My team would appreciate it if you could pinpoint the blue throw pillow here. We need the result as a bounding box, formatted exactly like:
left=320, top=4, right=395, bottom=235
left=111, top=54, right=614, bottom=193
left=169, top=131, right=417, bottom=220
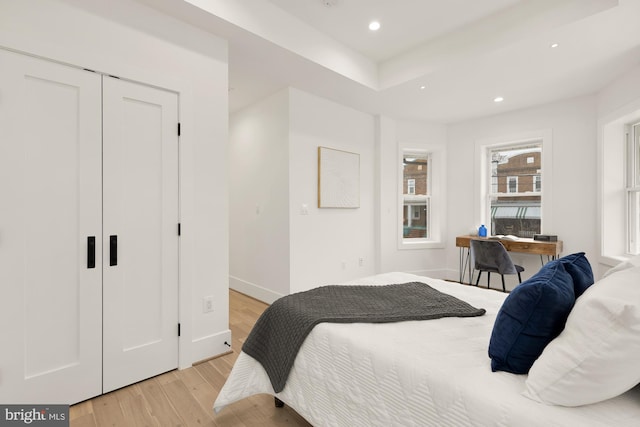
left=557, top=252, right=594, bottom=298
left=488, top=260, right=575, bottom=374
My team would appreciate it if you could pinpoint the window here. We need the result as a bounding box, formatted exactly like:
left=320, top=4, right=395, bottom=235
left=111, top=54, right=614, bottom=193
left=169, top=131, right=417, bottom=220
left=407, top=178, right=416, bottom=195
left=600, top=107, right=640, bottom=261
left=402, top=152, right=430, bottom=240
left=533, top=175, right=541, bottom=192
left=487, top=141, right=542, bottom=238
left=627, top=122, right=640, bottom=254
left=398, top=145, right=445, bottom=249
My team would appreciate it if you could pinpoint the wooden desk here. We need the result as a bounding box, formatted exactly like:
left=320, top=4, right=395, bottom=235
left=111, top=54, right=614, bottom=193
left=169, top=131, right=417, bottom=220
left=456, top=235, right=563, bottom=284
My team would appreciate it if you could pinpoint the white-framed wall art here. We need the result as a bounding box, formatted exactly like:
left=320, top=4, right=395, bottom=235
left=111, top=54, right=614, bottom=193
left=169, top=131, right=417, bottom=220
left=318, top=146, right=360, bottom=208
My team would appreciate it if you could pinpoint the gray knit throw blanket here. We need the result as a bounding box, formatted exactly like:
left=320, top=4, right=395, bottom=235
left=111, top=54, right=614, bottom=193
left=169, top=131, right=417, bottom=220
left=242, top=282, right=486, bottom=392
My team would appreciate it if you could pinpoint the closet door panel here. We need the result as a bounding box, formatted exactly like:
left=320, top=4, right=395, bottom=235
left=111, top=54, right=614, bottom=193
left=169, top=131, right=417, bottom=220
left=102, top=77, right=179, bottom=393
left=0, top=49, right=102, bottom=404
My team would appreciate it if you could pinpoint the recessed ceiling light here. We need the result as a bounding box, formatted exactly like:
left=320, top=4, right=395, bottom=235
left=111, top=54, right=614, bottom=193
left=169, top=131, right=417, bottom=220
left=494, top=96, right=504, bottom=103
left=420, top=85, right=426, bottom=90
left=369, top=21, right=380, bottom=31
left=550, top=43, right=559, bottom=48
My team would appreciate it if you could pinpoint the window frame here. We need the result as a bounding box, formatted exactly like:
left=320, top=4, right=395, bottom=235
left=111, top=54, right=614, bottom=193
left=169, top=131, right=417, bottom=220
left=398, top=145, right=445, bottom=250
left=475, top=130, right=553, bottom=239
left=626, top=122, right=640, bottom=255
left=407, top=178, right=416, bottom=195
left=533, top=175, right=541, bottom=192
left=599, top=99, right=640, bottom=266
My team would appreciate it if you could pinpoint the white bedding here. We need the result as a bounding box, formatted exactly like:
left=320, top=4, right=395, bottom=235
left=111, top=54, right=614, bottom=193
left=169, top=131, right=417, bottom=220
left=214, top=272, right=640, bottom=426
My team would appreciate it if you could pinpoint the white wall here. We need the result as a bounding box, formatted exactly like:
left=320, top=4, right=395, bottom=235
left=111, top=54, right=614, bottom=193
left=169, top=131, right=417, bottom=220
left=447, top=95, right=598, bottom=288
left=377, top=117, right=449, bottom=277
left=0, top=0, right=230, bottom=366
left=229, top=90, right=291, bottom=303
left=597, top=64, right=640, bottom=119
left=289, top=89, right=377, bottom=293
left=229, top=88, right=377, bottom=300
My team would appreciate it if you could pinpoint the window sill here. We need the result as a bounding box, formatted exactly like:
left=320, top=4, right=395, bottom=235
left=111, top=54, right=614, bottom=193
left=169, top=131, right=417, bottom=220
left=599, top=254, right=631, bottom=268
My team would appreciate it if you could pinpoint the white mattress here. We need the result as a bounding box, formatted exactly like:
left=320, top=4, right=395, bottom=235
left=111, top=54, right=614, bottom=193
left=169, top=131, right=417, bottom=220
left=214, top=272, right=640, bottom=426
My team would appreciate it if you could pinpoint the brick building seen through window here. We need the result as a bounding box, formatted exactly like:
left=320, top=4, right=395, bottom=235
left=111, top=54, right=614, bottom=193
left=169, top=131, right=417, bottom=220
left=402, top=155, right=429, bottom=239
left=490, top=148, right=541, bottom=237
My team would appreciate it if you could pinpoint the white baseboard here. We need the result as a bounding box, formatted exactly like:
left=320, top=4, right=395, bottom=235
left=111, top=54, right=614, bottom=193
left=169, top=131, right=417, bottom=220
left=444, top=268, right=465, bottom=282
left=185, top=329, right=232, bottom=368
left=229, top=275, right=285, bottom=304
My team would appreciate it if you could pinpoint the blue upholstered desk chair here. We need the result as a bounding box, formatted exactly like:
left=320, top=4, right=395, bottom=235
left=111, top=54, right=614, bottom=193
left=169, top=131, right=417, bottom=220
left=469, top=239, right=524, bottom=292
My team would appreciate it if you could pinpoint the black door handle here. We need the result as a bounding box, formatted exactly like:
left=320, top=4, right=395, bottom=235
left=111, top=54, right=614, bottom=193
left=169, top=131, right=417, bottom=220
left=87, top=236, right=95, bottom=269
left=110, top=235, right=117, bottom=266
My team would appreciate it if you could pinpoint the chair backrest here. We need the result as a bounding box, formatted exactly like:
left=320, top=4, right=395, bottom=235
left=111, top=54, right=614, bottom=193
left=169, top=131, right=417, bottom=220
left=470, top=239, right=518, bottom=275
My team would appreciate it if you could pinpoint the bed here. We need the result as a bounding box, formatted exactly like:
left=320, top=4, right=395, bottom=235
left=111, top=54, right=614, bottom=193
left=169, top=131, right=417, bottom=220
left=214, top=269, right=640, bottom=426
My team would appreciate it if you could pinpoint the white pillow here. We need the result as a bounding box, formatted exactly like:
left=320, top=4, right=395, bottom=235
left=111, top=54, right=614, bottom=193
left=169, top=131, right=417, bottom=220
left=523, top=265, right=640, bottom=406
left=602, top=254, right=640, bottom=278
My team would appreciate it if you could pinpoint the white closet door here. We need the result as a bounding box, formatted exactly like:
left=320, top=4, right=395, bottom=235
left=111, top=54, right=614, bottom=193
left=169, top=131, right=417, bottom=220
left=102, top=77, right=179, bottom=393
left=0, top=49, right=103, bottom=404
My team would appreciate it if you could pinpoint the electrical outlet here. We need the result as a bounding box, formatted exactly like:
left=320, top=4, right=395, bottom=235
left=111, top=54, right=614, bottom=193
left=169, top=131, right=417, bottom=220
left=359, top=257, right=364, bottom=267
left=203, top=296, right=214, bottom=313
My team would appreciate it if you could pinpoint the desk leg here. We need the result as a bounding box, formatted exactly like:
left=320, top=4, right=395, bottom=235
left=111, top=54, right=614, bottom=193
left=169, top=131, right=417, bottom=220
left=466, top=249, right=472, bottom=285
left=541, top=254, right=557, bottom=265
left=459, top=247, right=471, bottom=284
left=459, top=247, right=464, bottom=283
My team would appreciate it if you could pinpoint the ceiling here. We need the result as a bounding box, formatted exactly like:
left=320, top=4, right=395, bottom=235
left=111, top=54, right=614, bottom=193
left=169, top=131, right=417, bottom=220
left=141, top=0, right=640, bottom=124
left=266, top=0, right=523, bottom=62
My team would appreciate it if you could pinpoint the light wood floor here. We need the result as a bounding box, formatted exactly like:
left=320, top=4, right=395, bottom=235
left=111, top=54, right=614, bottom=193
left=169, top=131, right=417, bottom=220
left=70, top=290, right=312, bottom=427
